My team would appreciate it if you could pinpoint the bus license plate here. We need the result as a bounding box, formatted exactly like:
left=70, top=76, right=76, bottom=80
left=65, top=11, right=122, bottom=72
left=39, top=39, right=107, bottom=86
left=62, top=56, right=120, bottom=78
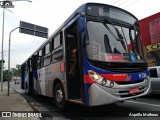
left=129, top=87, right=139, bottom=94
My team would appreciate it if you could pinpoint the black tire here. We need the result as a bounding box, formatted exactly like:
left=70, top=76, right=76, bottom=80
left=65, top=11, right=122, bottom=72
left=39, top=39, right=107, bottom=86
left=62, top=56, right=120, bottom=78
left=54, top=83, right=66, bottom=111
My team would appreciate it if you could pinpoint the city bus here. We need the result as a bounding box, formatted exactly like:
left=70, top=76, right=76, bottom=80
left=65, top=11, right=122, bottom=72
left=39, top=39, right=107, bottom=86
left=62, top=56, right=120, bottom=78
left=21, top=3, right=151, bottom=110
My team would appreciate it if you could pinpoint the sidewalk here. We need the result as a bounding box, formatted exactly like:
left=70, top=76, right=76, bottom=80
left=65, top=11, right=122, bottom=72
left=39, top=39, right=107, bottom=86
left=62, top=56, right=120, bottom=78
left=0, top=83, right=40, bottom=120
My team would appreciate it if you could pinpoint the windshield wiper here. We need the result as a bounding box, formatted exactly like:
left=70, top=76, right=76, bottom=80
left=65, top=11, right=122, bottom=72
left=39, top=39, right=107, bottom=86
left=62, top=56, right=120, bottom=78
left=103, top=17, right=127, bottom=51
left=104, top=17, right=124, bottom=40
left=103, top=22, right=126, bottom=51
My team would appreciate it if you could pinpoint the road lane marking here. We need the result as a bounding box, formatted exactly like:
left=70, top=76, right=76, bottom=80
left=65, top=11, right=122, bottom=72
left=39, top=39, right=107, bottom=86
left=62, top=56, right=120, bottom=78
left=126, top=100, right=160, bottom=108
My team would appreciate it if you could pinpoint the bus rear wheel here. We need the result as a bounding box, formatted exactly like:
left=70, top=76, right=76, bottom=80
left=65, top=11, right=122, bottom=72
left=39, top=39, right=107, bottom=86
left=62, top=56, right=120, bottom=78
left=54, top=83, right=66, bottom=111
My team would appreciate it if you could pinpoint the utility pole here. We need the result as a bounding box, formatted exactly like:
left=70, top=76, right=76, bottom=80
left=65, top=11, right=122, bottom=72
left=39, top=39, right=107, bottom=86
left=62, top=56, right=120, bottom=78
left=0, top=0, right=7, bottom=92
left=0, top=8, right=4, bottom=92
left=0, top=0, right=31, bottom=93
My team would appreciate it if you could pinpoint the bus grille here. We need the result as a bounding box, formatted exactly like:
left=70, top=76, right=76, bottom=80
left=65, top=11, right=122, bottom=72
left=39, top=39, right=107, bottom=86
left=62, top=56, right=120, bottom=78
left=118, top=86, right=147, bottom=98
left=115, top=79, right=144, bottom=85
left=112, top=81, right=148, bottom=98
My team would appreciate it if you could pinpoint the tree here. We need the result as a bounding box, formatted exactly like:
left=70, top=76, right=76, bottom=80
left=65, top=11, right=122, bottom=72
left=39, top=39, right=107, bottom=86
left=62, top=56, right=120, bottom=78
left=3, top=70, right=11, bottom=82
left=16, top=64, right=21, bottom=76
left=3, top=64, right=21, bottom=82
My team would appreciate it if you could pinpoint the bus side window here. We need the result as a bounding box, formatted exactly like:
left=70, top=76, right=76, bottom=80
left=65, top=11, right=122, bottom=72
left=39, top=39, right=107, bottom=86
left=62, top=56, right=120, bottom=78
left=54, top=33, right=63, bottom=49
left=52, top=32, right=63, bottom=63
left=41, top=47, right=45, bottom=67
left=44, top=42, right=51, bottom=66
left=38, top=50, right=43, bottom=69
left=45, top=43, right=50, bottom=55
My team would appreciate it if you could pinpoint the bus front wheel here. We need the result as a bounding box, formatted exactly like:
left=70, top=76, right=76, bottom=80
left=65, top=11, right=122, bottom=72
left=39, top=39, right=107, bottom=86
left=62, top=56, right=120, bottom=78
left=54, top=83, right=66, bottom=111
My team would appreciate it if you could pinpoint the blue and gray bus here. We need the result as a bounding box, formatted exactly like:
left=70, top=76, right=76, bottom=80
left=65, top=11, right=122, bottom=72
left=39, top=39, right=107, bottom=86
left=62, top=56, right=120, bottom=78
left=21, top=3, right=151, bottom=110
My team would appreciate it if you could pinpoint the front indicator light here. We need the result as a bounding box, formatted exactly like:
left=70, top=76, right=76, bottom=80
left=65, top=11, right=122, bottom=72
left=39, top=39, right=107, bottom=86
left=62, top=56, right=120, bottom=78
left=110, top=81, right=114, bottom=88
left=101, top=78, right=107, bottom=86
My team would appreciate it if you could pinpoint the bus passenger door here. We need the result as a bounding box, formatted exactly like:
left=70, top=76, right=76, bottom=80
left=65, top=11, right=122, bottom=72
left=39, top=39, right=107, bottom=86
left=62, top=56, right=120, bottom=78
left=65, top=21, right=82, bottom=100
left=21, top=64, right=25, bottom=89
left=37, top=49, right=45, bottom=95
left=31, top=55, right=41, bottom=94
left=26, top=56, right=38, bottom=94
left=26, top=59, right=33, bottom=93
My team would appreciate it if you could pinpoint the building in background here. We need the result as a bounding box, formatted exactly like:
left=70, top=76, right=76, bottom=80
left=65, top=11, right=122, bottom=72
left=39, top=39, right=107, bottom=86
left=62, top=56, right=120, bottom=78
left=139, top=12, right=160, bottom=67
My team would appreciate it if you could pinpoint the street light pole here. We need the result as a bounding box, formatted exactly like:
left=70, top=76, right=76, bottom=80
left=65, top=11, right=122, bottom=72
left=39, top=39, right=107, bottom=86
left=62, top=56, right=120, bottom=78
left=8, top=27, right=19, bottom=96
left=6, top=0, right=32, bottom=96
left=1, top=4, right=5, bottom=92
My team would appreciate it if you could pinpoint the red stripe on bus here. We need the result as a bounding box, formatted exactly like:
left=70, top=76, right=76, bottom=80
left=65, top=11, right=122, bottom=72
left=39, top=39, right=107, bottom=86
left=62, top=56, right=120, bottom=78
left=101, top=74, right=127, bottom=81
left=84, top=75, right=94, bottom=83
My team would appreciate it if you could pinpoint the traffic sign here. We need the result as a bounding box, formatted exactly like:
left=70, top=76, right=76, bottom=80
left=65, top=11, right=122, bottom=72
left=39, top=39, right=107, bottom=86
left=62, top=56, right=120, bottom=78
left=19, top=21, right=48, bottom=38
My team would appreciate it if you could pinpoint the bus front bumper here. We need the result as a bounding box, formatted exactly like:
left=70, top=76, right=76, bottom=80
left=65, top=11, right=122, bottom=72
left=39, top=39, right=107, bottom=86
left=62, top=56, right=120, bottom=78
left=88, top=79, right=151, bottom=106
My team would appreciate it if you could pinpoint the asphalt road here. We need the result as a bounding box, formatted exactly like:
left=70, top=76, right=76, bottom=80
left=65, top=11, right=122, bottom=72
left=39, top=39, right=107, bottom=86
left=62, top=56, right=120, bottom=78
left=7, top=82, right=160, bottom=120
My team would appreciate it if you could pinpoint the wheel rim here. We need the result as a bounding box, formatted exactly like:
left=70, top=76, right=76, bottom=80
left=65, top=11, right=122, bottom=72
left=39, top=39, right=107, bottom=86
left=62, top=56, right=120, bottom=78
left=56, top=89, right=63, bottom=103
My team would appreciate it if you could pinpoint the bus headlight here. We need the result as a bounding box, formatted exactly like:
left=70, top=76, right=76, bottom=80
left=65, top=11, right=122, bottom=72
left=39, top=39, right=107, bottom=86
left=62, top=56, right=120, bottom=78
left=93, top=74, right=99, bottom=80
left=89, top=70, right=100, bottom=81
left=88, top=70, right=115, bottom=88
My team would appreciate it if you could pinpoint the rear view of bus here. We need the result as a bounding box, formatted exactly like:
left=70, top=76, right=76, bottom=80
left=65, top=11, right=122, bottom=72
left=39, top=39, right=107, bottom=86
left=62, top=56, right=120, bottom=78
left=83, top=3, right=151, bottom=106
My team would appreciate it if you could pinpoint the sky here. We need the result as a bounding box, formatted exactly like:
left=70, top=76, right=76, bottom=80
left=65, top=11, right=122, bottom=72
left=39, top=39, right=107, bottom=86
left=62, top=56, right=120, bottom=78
left=0, top=0, right=160, bottom=69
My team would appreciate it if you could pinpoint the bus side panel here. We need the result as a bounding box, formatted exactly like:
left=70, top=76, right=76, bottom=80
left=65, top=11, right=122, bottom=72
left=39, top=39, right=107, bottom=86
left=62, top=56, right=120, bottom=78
left=45, top=65, right=52, bottom=97
left=47, top=61, right=65, bottom=98
left=37, top=68, right=46, bottom=95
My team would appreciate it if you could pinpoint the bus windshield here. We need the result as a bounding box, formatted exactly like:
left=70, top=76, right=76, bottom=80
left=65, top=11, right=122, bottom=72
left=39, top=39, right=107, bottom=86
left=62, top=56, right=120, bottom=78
left=86, top=21, right=144, bottom=62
